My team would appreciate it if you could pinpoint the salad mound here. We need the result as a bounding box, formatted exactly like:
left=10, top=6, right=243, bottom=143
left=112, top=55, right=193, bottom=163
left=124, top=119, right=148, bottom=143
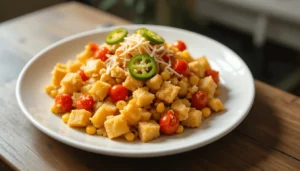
left=45, top=28, right=225, bottom=142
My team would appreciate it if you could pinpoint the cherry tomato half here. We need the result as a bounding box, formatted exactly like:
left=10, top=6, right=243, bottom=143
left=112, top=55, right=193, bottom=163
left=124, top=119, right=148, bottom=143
left=191, top=91, right=208, bottom=110
left=162, top=53, right=174, bottom=62
left=173, top=59, right=189, bottom=76
left=95, top=47, right=109, bottom=62
left=88, top=42, right=99, bottom=53
left=55, top=94, right=73, bottom=113
left=159, top=110, right=179, bottom=135
left=173, top=40, right=186, bottom=51
left=205, top=69, right=219, bottom=84
left=76, top=94, right=95, bottom=110
left=77, top=69, right=89, bottom=82
left=109, top=84, right=129, bottom=102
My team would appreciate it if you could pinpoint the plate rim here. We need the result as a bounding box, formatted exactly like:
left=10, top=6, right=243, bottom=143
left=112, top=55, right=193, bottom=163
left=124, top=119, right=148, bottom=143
left=16, top=24, right=255, bottom=157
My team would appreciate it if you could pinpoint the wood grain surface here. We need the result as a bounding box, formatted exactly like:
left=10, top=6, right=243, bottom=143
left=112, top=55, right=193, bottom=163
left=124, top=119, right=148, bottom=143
left=0, top=2, right=300, bottom=171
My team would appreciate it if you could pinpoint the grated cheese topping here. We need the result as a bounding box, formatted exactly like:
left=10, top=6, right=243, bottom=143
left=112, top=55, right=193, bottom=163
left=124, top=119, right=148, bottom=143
left=104, top=33, right=183, bottom=77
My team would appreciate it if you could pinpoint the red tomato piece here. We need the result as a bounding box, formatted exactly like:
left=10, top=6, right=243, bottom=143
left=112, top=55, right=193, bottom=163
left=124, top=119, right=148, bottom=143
left=173, top=40, right=187, bottom=51
left=109, top=84, right=129, bottom=102
left=173, top=59, right=189, bottom=76
left=159, top=110, right=179, bottom=135
left=95, top=47, right=109, bottom=61
left=191, top=91, right=208, bottom=110
left=55, top=94, right=73, bottom=113
left=162, top=53, right=174, bottom=62
left=88, top=42, right=99, bottom=53
left=76, top=94, right=95, bottom=110
left=205, top=69, right=219, bottom=84
left=77, top=69, right=89, bottom=82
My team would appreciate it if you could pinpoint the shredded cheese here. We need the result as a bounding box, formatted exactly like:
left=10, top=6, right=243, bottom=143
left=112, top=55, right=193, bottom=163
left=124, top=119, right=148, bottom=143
left=104, top=33, right=182, bottom=77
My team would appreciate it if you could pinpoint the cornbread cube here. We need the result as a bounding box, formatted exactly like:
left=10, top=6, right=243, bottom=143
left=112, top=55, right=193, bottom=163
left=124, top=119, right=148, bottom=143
left=60, top=73, right=83, bottom=94
left=197, top=56, right=211, bottom=70
left=104, top=115, right=130, bottom=139
left=72, top=92, right=82, bottom=107
left=84, top=59, right=106, bottom=78
left=80, top=84, right=93, bottom=94
left=110, top=65, right=126, bottom=79
left=178, top=80, right=189, bottom=97
left=179, top=99, right=191, bottom=107
left=156, top=81, right=181, bottom=103
left=208, top=98, right=225, bottom=112
left=66, top=60, right=82, bottom=72
left=91, top=101, right=117, bottom=128
left=121, top=99, right=141, bottom=125
left=138, top=120, right=160, bottom=142
left=188, top=61, right=205, bottom=78
left=171, top=99, right=190, bottom=121
left=122, top=75, right=143, bottom=91
left=88, top=81, right=111, bottom=101
left=139, top=108, right=151, bottom=122
left=146, top=74, right=163, bottom=90
left=133, top=87, right=155, bottom=107
left=77, top=47, right=93, bottom=64
left=51, top=63, right=67, bottom=86
left=199, top=76, right=217, bottom=98
left=68, top=109, right=92, bottom=127
left=100, top=73, right=112, bottom=82
left=181, top=108, right=202, bottom=128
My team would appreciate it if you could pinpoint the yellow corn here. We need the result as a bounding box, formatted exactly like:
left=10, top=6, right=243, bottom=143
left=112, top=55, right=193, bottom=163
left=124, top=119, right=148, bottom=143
left=86, top=125, right=96, bottom=135
left=189, top=75, right=200, bottom=86
left=124, top=132, right=135, bottom=141
left=215, top=88, right=221, bottom=97
left=116, top=100, right=127, bottom=110
left=201, top=107, right=211, bottom=118
left=176, top=125, right=184, bottom=134
left=156, top=102, right=165, bottom=113
left=161, top=71, right=170, bottom=81
left=170, top=78, right=179, bottom=85
left=62, top=113, right=70, bottom=124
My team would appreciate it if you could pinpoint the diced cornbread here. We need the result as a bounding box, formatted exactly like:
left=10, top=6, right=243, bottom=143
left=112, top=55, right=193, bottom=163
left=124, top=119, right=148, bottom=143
left=100, top=73, right=112, bottom=82
left=139, top=108, right=151, bottom=122
left=121, top=99, right=141, bottom=125
left=122, top=75, right=143, bottom=91
left=178, top=80, right=189, bottom=97
left=77, top=47, right=93, bottom=64
left=68, top=109, right=92, bottom=127
left=181, top=108, right=202, bottom=128
left=179, top=99, right=191, bottom=107
left=104, top=115, right=130, bottom=139
left=208, top=98, right=225, bottom=112
left=138, top=120, right=160, bottom=142
left=146, top=74, right=163, bottom=90
left=198, top=76, right=217, bottom=97
left=197, top=56, right=211, bottom=70
left=156, top=81, right=180, bottom=103
left=133, top=87, right=155, bottom=107
left=60, top=73, right=83, bottom=94
left=188, top=61, right=205, bottom=78
left=66, top=60, right=82, bottom=72
left=110, top=65, right=126, bottom=79
left=84, top=59, right=106, bottom=77
left=91, top=101, right=117, bottom=128
left=51, top=64, right=67, bottom=86
left=71, top=92, right=82, bottom=107
left=80, top=84, right=93, bottom=94
left=88, top=81, right=111, bottom=101
left=171, top=99, right=190, bottom=121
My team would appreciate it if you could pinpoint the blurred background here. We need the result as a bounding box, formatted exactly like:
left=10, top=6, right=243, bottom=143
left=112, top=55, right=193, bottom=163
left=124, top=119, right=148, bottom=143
left=1, top=0, right=300, bottom=96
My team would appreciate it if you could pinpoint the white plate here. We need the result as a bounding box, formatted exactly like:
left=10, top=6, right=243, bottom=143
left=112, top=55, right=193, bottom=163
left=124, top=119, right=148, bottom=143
left=16, top=25, right=255, bottom=157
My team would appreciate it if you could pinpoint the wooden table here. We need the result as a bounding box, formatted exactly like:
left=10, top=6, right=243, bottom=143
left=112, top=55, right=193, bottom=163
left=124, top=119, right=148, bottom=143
left=1, top=2, right=300, bottom=170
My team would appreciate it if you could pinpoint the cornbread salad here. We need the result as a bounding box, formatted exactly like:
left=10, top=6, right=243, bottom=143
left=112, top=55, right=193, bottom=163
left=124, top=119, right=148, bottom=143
left=45, top=27, right=225, bottom=142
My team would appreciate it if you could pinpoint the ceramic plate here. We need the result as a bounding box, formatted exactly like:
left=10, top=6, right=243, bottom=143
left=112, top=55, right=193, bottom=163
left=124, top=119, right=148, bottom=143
left=16, top=25, right=255, bottom=157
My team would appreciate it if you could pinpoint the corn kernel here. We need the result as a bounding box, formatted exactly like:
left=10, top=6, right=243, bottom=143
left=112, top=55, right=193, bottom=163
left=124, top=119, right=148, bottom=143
left=201, top=107, right=211, bottom=118
left=176, top=125, right=184, bottom=134
left=170, top=78, right=179, bottom=85
left=99, top=68, right=106, bottom=75
left=86, top=125, right=96, bottom=135
left=150, top=108, right=161, bottom=121
left=50, top=90, right=58, bottom=98
left=116, top=100, right=127, bottom=110
left=161, top=71, right=170, bottom=81
left=156, top=102, right=165, bottom=113
left=96, top=127, right=107, bottom=137
left=189, top=75, right=200, bottom=86
left=124, top=132, right=135, bottom=142
left=62, top=113, right=70, bottom=124
left=129, top=99, right=136, bottom=105
left=215, top=88, right=221, bottom=97
left=182, top=77, right=188, bottom=83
